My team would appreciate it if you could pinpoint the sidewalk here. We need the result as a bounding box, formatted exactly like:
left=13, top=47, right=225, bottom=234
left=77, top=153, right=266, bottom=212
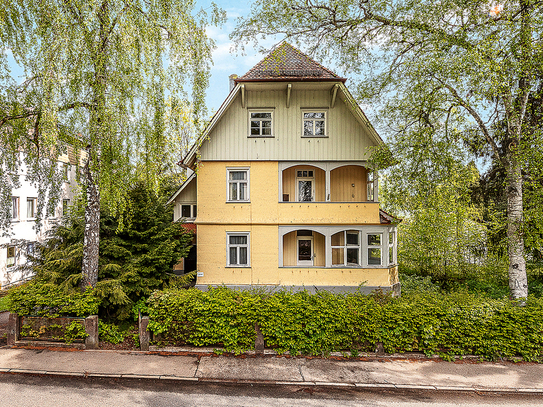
left=1, top=346, right=542, bottom=393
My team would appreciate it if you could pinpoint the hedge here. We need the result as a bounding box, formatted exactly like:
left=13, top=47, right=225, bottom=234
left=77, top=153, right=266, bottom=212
left=7, top=280, right=99, bottom=318
left=147, top=287, right=543, bottom=361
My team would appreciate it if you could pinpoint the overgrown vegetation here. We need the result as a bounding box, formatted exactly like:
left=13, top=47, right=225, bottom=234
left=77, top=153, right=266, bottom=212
left=7, top=182, right=194, bottom=322
left=147, top=287, right=543, bottom=361
left=0, top=295, right=10, bottom=311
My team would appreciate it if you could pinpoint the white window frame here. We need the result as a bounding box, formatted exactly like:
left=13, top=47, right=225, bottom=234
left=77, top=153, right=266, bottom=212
left=227, top=168, right=250, bottom=202
left=27, top=197, right=37, bottom=219
left=7, top=246, right=16, bottom=268
left=226, top=232, right=250, bottom=267
left=331, top=230, right=361, bottom=267
left=388, top=229, right=397, bottom=265
left=367, top=171, right=374, bottom=201
left=295, top=169, right=315, bottom=202
left=302, top=109, right=327, bottom=137
left=180, top=203, right=197, bottom=220
left=365, top=232, right=383, bottom=267
left=248, top=110, right=274, bottom=137
left=11, top=196, right=19, bottom=220
left=296, top=235, right=314, bottom=266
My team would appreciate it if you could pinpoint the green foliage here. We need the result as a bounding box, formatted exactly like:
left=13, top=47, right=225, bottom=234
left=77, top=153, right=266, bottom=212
left=400, top=274, right=440, bottom=295
left=0, top=295, right=10, bottom=311
left=63, top=321, right=89, bottom=344
left=98, top=321, right=126, bottom=345
left=147, top=288, right=543, bottom=361
left=32, top=182, right=193, bottom=321
left=7, top=280, right=98, bottom=318
left=19, top=320, right=88, bottom=344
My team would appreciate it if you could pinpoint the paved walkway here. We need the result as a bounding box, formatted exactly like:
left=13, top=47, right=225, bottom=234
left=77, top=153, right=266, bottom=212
left=0, top=346, right=542, bottom=393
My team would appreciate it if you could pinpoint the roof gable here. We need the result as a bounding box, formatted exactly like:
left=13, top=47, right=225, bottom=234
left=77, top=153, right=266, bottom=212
left=237, top=42, right=346, bottom=83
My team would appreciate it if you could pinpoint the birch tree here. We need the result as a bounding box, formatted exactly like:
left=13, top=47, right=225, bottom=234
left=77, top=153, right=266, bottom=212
left=233, top=0, right=543, bottom=299
left=0, top=0, right=223, bottom=288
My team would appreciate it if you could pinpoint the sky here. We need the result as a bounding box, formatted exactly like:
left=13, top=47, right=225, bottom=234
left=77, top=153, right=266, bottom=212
left=199, top=1, right=279, bottom=113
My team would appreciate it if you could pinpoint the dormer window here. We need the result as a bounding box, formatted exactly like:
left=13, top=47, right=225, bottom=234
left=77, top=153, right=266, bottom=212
left=249, top=110, right=273, bottom=137
left=302, top=110, right=327, bottom=137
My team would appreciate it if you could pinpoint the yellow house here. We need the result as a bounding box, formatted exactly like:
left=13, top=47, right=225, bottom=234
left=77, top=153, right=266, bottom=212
left=169, top=43, right=400, bottom=294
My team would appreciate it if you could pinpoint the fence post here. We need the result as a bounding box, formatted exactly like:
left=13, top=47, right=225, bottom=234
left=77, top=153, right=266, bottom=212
left=6, top=313, right=19, bottom=346
left=84, top=315, right=99, bottom=349
left=139, top=315, right=150, bottom=351
left=255, top=323, right=265, bottom=354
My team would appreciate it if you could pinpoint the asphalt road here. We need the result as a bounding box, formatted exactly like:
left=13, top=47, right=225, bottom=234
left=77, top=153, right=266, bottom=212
left=1, top=374, right=543, bottom=407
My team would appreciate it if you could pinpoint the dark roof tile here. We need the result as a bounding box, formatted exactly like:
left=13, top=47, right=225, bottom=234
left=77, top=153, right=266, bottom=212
left=237, top=42, right=345, bottom=82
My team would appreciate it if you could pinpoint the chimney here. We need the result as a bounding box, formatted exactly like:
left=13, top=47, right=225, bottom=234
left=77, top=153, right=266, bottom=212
left=229, top=74, right=238, bottom=91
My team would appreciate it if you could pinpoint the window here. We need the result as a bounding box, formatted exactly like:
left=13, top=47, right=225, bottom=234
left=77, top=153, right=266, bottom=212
left=181, top=204, right=197, bottom=219
left=26, top=243, right=35, bottom=264
left=227, top=169, right=249, bottom=202
left=296, top=170, right=314, bottom=202
left=10, top=197, right=19, bottom=220
left=249, top=111, right=273, bottom=136
left=7, top=246, right=16, bottom=267
left=332, top=231, right=361, bottom=266
left=63, top=199, right=70, bottom=216
left=181, top=205, right=191, bottom=218
left=367, top=233, right=383, bottom=265
left=63, top=163, right=70, bottom=182
left=388, top=231, right=396, bottom=265
left=227, top=233, right=250, bottom=267
left=27, top=198, right=37, bottom=219
left=302, top=111, right=326, bottom=137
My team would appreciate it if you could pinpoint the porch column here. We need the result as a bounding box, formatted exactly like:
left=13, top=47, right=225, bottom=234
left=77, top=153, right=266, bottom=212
left=373, top=170, right=379, bottom=202
left=325, top=232, right=332, bottom=267
left=278, top=230, right=284, bottom=267
left=325, top=167, right=331, bottom=201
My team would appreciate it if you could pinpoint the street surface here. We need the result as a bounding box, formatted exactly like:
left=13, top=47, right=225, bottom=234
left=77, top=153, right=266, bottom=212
left=0, top=374, right=542, bottom=407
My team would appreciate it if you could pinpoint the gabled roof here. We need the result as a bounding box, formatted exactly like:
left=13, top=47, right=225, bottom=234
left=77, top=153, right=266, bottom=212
left=236, top=42, right=346, bottom=83
left=166, top=172, right=196, bottom=205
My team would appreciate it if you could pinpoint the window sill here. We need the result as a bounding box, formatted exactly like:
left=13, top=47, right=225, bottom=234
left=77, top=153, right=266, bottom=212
left=248, top=135, right=275, bottom=138
left=226, top=265, right=251, bottom=268
left=302, top=135, right=328, bottom=138
left=226, top=201, right=250, bottom=204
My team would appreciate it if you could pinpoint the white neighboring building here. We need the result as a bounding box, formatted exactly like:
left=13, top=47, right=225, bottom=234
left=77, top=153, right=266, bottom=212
left=0, top=151, right=80, bottom=289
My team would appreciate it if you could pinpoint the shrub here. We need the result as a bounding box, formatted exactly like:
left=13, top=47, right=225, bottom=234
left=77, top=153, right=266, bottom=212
left=7, top=280, right=99, bottom=317
left=147, top=287, right=543, bottom=361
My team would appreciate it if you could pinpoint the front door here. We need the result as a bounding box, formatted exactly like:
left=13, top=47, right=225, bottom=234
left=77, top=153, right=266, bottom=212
left=297, top=237, right=314, bottom=266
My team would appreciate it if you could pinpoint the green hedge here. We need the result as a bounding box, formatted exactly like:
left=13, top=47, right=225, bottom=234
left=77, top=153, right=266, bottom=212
left=7, top=280, right=99, bottom=318
left=147, top=287, right=543, bottom=361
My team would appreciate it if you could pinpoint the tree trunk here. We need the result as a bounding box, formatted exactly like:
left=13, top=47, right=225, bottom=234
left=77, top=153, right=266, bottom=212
left=81, top=148, right=100, bottom=289
left=505, top=154, right=528, bottom=299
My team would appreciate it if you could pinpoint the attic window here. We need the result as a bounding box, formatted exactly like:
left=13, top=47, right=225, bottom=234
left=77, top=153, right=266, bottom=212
left=249, top=111, right=273, bottom=137
left=302, top=110, right=326, bottom=137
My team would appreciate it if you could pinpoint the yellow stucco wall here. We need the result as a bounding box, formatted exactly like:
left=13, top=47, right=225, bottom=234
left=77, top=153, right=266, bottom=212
left=195, top=160, right=392, bottom=288
left=197, top=161, right=381, bottom=225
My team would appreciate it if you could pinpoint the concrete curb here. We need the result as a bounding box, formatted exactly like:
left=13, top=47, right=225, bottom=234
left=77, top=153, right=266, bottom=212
left=1, top=368, right=543, bottom=394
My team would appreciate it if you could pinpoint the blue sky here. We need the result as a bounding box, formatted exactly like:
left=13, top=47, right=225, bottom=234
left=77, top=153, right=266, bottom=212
left=201, top=1, right=280, bottom=112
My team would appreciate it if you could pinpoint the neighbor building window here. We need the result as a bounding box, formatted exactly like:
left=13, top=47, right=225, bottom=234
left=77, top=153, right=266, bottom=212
left=11, top=197, right=19, bottom=220
left=63, top=163, right=70, bottom=182
left=302, top=111, right=326, bottom=137
left=27, top=197, right=37, bottom=219
left=367, top=233, right=383, bottom=266
left=227, top=232, right=250, bottom=267
left=227, top=168, right=249, bottom=202
left=249, top=111, right=273, bottom=136
left=332, top=231, right=361, bottom=266
left=63, top=199, right=70, bottom=216
left=7, top=246, right=16, bottom=267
